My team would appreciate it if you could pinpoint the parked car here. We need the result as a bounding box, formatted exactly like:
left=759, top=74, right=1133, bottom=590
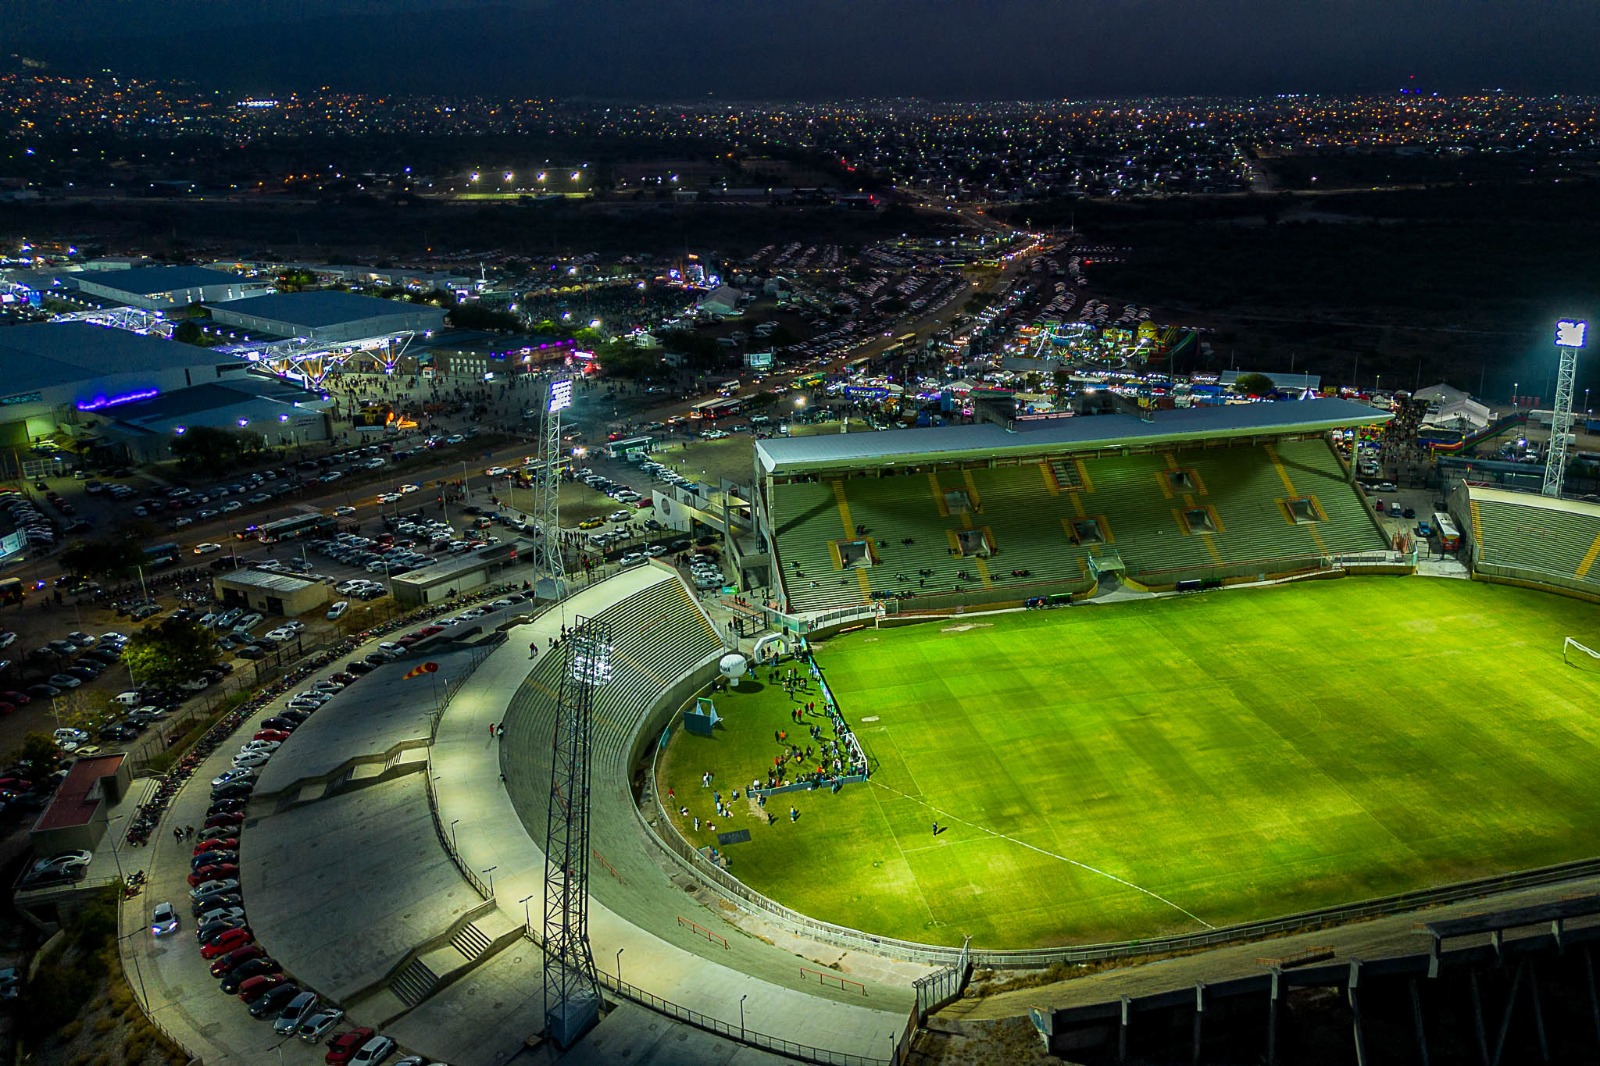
left=246, top=981, right=302, bottom=1018
left=274, top=990, right=322, bottom=1036
left=300, top=1007, right=346, bottom=1042
left=198, top=927, right=253, bottom=958
left=326, top=1028, right=377, bottom=1066
left=349, top=1034, right=397, bottom=1066
left=219, top=956, right=283, bottom=991
left=208, top=942, right=262, bottom=975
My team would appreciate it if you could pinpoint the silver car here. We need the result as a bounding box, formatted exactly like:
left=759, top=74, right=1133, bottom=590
left=274, top=990, right=320, bottom=1036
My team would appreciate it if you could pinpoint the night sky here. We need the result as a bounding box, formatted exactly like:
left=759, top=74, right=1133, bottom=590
left=9, top=0, right=1600, bottom=99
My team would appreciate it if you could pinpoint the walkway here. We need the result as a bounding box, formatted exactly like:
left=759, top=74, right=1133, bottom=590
left=435, top=565, right=918, bottom=1061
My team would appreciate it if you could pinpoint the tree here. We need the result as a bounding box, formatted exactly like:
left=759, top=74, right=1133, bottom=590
left=658, top=329, right=726, bottom=370
left=123, top=617, right=219, bottom=691
left=595, top=340, right=662, bottom=380
left=447, top=303, right=521, bottom=333
left=17, top=732, right=62, bottom=770
left=170, top=426, right=264, bottom=474
left=1232, top=372, right=1276, bottom=397
left=59, top=535, right=146, bottom=580
left=172, top=319, right=205, bottom=345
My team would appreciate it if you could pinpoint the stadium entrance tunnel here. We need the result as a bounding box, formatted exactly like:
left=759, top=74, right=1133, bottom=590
left=953, top=528, right=993, bottom=557
left=836, top=540, right=875, bottom=569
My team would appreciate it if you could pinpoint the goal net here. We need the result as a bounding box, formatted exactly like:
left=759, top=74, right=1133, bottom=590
left=1563, top=637, right=1600, bottom=670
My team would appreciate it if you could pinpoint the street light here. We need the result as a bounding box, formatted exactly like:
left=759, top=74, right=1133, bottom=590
left=449, top=819, right=459, bottom=851
left=482, top=865, right=497, bottom=895
left=740, top=993, right=747, bottom=1039
left=520, top=893, right=535, bottom=928
left=616, top=946, right=624, bottom=986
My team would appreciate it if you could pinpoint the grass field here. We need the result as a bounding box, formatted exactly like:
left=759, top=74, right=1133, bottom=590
left=656, top=578, right=1600, bottom=948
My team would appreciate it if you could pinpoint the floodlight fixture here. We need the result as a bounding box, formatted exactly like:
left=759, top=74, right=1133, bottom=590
left=1556, top=319, right=1588, bottom=349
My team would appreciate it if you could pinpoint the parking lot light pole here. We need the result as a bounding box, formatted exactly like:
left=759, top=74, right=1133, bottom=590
left=449, top=819, right=459, bottom=851
left=482, top=865, right=496, bottom=896
left=616, top=946, right=624, bottom=986
left=520, top=893, right=534, bottom=929
left=740, top=993, right=747, bottom=1040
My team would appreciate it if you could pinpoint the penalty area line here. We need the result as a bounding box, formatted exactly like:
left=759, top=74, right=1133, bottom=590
left=869, top=778, right=1215, bottom=931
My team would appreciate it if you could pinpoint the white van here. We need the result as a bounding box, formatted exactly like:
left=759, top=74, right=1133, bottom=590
left=111, top=691, right=141, bottom=708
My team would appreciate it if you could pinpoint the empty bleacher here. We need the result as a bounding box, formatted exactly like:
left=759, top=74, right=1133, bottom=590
left=503, top=573, right=726, bottom=795
left=771, top=437, right=1388, bottom=613
left=1468, top=486, right=1600, bottom=591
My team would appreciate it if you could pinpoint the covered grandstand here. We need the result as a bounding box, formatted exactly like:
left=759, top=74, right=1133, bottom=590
left=754, top=400, right=1394, bottom=614
left=1457, top=484, right=1600, bottom=600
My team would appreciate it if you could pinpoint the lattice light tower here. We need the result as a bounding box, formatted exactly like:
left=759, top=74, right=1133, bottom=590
left=533, top=377, right=572, bottom=592
left=542, top=616, right=611, bottom=1047
left=1543, top=318, right=1587, bottom=498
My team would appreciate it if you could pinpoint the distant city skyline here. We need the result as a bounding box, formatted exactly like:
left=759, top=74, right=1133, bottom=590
left=9, top=0, right=1600, bottom=100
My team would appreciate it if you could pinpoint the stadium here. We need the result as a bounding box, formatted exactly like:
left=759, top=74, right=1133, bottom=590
left=636, top=397, right=1600, bottom=956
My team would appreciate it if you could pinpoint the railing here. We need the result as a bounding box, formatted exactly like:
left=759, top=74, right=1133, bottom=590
left=913, top=936, right=971, bottom=1020
left=677, top=915, right=729, bottom=949
left=424, top=752, right=492, bottom=900
left=591, top=847, right=624, bottom=885
left=597, top=959, right=900, bottom=1066
left=1472, top=558, right=1600, bottom=600
left=802, top=966, right=866, bottom=995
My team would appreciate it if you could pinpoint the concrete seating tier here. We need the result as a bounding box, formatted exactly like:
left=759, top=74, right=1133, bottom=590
left=1471, top=495, right=1600, bottom=586
left=771, top=439, right=1388, bottom=612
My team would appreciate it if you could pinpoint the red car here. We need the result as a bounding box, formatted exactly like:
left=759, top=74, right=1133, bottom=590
left=210, top=943, right=264, bottom=976
left=194, top=838, right=238, bottom=857
left=0, top=691, right=29, bottom=705
left=419, top=625, right=444, bottom=637
left=235, top=972, right=286, bottom=1002
left=198, top=927, right=253, bottom=959
left=188, top=863, right=240, bottom=887
left=254, top=729, right=291, bottom=743
left=204, top=812, right=245, bottom=830
left=326, top=1028, right=376, bottom=1065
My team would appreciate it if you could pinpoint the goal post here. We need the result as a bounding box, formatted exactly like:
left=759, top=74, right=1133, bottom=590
left=1563, top=637, right=1600, bottom=669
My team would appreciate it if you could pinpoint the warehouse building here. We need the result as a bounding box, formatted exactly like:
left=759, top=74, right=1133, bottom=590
left=205, top=291, right=447, bottom=345
left=77, top=266, right=272, bottom=311
left=0, top=323, right=243, bottom=449
left=213, top=569, right=330, bottom=617
left=390, top=541, right=528, bottom=606
left=95, top=377, right=333, bottom=462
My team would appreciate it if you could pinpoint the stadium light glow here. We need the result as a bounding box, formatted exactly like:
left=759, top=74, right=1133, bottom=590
left=1556, top=320, right=1588, bottom=348
left=548, top=379, right=573, bottom=414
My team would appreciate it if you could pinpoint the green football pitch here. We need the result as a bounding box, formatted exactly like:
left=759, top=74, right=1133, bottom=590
left=656, top=577, right=1600, bottom=948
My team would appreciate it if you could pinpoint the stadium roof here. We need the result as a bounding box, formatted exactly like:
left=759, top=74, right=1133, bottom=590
left=0, top=322, right=226, bottom=394
left=205, top=290, right=426, bottom=330
left=1467, top=483, right=1600, bottom=520
left=756, top=397, right=1391, bottom=475
left=82, top=265, right=241, bottom=296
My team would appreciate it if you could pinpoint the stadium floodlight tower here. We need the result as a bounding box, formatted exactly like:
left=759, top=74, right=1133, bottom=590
left=542, top=616, right=611, bottom=1047
left=532, top=377, right=573, bottom=597
left=1543, top=318, right=1586, bottom=498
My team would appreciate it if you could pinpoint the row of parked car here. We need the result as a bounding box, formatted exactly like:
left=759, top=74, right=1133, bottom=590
left=0, top=488, right=70, bottom=553
left=3, top=630, right=130, bottom=706
left=168, top=677, right=432, bottom=1063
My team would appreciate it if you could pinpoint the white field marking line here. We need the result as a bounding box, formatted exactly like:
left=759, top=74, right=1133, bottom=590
left=869, top=777, right=1215, bottom=930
